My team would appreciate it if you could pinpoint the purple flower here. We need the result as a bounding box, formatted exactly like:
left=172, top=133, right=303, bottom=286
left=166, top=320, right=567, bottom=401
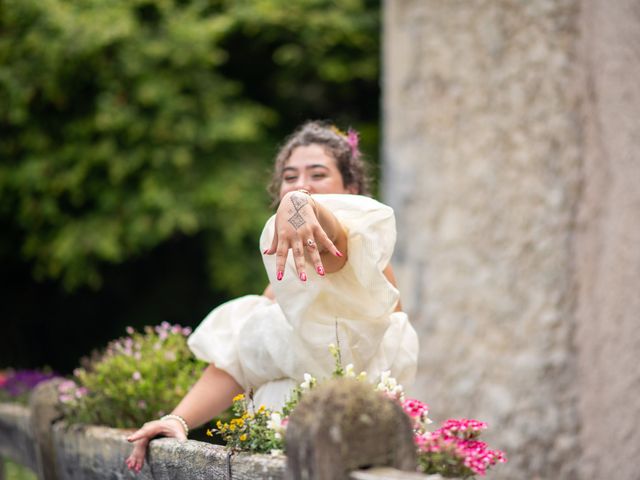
left=1, top=370, right=58, bottom=398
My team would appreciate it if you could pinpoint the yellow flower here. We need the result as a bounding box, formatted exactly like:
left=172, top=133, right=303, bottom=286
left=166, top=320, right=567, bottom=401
left=232, top=393, right=245, bottom=402
left=230, top=418, right=244, bottom=427
left=206, top=429, right=214, bottom=437
left=239, top=434, right=247, bottom=441
left=216, top=420, right=223, bottom=429
left=229, top=424, right=236, bottom=432
left=257, top=405, right=266, bottom=414
left=330, top=125, right=346, bottom=137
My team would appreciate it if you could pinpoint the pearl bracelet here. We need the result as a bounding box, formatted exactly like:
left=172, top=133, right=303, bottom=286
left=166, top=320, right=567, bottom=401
left=160, top=414, right=189, bottom=436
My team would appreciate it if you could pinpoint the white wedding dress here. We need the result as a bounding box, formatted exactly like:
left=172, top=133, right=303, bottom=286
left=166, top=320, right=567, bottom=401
left=188, top=194, right=418, bottom=410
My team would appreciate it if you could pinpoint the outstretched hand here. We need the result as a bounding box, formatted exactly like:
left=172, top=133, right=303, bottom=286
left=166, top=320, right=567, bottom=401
left=264, top=191, right=343, bottom=282
left=125, top=419, right=187, bottom=473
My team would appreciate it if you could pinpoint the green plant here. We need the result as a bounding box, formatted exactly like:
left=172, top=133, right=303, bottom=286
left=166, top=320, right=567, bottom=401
left=59, top=323, right=206, bottom=428
left=209, top=343, right=507, bottom=477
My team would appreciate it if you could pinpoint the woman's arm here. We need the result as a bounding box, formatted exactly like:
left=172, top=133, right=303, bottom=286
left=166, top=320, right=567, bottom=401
left=383, top=264, right=403, bottom=312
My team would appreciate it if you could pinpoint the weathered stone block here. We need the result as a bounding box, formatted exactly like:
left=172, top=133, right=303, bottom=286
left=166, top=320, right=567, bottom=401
left=286, top=378, right=416, bottom=480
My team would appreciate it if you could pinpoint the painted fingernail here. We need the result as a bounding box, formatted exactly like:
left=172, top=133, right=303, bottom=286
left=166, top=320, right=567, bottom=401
left=299, top=272, right=307, bottom=282
left=277, top=271, right=283, bottom=281
left=335, top=250, right=343, bottom=257
left=316, top=265, right=325, bottom=276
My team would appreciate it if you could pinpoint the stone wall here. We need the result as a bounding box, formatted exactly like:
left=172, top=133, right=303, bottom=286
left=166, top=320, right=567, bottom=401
left=383, top=1, right=581, bottom=479
left=383, top=1, right=640, bottom=479
left=575, top=1, right=640, bottom=479
left=0, top=401, right=440, bottom=480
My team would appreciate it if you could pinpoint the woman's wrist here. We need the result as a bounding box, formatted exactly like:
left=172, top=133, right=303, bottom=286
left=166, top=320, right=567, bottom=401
left=160, top=414, right=189, bottom=436
left=286, top=189, right=318, bottom=216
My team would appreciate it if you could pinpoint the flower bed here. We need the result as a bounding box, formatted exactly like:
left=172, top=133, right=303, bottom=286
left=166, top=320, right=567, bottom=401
left=0, top=323, right=506, bottom=479
left=207, top=344, right=507, bottom=478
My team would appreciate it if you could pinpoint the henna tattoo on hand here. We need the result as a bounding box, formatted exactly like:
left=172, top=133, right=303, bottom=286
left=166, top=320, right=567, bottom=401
left=288, top=212, right=305, bottom=229
left=290, top=194, right=309, bottom=211
left=287, top=193, right=310, bottom=230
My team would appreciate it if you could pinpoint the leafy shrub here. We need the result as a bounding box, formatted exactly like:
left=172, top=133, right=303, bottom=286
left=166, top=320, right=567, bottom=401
left=0, top=0, right=380, bottom=295
left=59, top=323, right=206, bottom=428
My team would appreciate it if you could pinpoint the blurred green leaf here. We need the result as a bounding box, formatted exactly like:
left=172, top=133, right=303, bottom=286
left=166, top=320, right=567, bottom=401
left=0, top=0, right=380, bottom=297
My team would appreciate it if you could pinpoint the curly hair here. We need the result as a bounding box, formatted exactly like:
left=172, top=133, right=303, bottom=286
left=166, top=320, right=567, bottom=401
left=267, top=121, right=372, bottom=206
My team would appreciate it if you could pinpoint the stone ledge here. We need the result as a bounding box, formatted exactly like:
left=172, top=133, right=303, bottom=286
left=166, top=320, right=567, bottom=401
left=0, top=403, right=37, bottom=472
left=52, top=422, right=285, bottom=479
left=1, top=402, right=442, bottom=479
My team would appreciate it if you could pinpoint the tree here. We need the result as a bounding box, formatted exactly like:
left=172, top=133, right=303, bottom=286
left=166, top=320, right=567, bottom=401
left=0, top=0, right=380, bottom=370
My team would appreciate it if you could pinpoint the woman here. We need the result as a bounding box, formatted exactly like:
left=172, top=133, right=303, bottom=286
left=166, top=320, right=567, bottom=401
left=126, top=121, right=418, bottom=472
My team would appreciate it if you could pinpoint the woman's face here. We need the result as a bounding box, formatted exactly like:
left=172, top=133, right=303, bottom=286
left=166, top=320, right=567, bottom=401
left=279, top=144, right=355, bottom=199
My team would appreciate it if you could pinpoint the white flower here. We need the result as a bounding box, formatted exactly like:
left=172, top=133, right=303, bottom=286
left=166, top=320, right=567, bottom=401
left=267, top=412, right=282, bottom=431
left=300, top=373, right=316, bottom=391
left=375, top=371, right=405, bottom=400
left=344, top=364, right=355, bottom=377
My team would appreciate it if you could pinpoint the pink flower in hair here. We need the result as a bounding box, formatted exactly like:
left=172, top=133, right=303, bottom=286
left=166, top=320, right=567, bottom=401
left=346, top=128, right=361, bottom=159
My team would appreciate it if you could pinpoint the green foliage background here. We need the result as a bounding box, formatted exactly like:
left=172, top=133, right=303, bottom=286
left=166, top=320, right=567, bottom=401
left=0, top=0, right=380, bottom=372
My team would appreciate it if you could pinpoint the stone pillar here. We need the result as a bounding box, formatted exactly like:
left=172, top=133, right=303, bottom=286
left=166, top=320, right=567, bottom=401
left=575, top=1, right=640, bottom=479
left=383, top=1, right=582, bottom=478
left=30, top=379, right=64, bottom=480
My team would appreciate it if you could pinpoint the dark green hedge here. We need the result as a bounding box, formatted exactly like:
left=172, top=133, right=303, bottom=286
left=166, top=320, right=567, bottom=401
left=0, top=0, right=380, bottom=296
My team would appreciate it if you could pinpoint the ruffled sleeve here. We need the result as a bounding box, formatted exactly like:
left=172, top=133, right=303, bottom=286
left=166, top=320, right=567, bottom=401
left=259, top=194, right=402, bottom=376
left=187, top=194, right=418, bottom=400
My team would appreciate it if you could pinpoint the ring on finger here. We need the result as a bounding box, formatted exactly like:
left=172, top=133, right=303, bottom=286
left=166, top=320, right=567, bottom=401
left=306, top=238, right=316, bottom=248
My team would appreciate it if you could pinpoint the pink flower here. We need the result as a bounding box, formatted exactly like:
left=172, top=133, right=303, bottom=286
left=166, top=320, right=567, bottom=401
left=126, top=326, right=135, bottom=335
left=346, top=128, right=361, bottom=159
left=132, top=371, right=142, bottom=381
left=416, top=418, right=507, bottom=476
left=58, top=380, right=76, bottom=393
left=75, top=387, right=88, bottom=398
left=402, top=398, right=429, bottom=418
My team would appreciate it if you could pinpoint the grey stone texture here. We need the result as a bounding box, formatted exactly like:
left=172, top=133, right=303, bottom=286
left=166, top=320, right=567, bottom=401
left=286, top=378, right=416, bottom=480
left=575, top=1, right=640, bottom=479
left=0, top=403, right=37, bottom=472
left=52, top=422, right=285, bottom=479
left=30, top=379, right=65, bottom=480
left=383, top=1, right=640, bottom=479
left=0, top=401, right=439, bottom=480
